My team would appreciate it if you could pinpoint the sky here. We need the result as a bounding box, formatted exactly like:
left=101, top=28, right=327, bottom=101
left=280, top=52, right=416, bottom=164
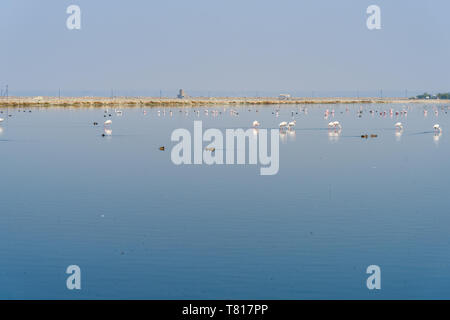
left=0, top=0, right=449, bottom=97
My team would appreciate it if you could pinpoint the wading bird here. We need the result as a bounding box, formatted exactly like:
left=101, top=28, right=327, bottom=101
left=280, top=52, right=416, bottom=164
left=328, top=121, right=342, bottom=130
left=279, top=121, right=288, bottom=130
left=395, top=122, right=403, bottom=131
left=253, top=120, right=260, bottom=128
left=434, top=124, right=442, bottom=133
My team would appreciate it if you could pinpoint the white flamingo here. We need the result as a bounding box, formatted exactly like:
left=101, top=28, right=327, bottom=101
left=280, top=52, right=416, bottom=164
left=434, top=124, right=442, bottom=133
left=279, top=121, right=288, bottom=130
left=253, top=120, right=260, bottom=128
left=433, top=125, right=442, bottom=144
left=328, top=121, right=342, bottom=130
left=395, top=122, right=403, bottom=131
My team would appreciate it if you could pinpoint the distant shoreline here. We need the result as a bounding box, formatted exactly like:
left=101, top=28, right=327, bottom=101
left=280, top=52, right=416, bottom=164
left=0, top=96, right=446, bottom=107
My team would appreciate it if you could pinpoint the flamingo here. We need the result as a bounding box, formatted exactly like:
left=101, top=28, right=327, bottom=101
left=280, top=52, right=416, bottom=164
left=279, top=121, right=288, bottom=130
left=433, top=125, right=442, bottom=144
left=333, top=121, right=342, bottom=129
left=395, top=122, right=403, bottom=131
left=104, top=120, right=112, bottom=126
left=434, top=124, right=442, bottom=133
left=328, top=121, right=342, bottom=130
left=253, top=120, right=260, bottom=128
left=0, top=118, right=4, bottom=123
left=288, top=120, right=296, bottom=129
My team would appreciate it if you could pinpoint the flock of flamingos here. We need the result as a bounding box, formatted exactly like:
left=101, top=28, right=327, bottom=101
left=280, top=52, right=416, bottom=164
left=90, top=105, right=445, bottom=143
left=0, top=105, right=445, bottom=138
left=251, top=106, right=444, bottom=136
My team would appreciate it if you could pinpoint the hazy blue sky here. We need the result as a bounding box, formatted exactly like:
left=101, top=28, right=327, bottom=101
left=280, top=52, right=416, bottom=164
left=1, top=0, right=449, bottom=96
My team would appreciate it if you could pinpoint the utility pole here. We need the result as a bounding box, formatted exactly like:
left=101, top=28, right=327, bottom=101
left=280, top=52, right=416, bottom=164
left=5, top=85, right=9, bottom=118
left=380, top=89, right=383, bottom=98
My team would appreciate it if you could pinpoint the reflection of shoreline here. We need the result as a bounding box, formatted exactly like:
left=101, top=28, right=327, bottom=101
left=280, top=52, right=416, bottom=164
left=0, top=97, right=445, bottom=108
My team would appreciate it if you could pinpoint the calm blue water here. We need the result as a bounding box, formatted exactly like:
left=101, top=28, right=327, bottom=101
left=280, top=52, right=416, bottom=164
left=0, top=103, right=449, bottom=299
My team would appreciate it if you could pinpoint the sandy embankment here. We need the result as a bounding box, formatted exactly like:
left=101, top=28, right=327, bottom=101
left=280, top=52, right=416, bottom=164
left=0, top=96, right=444, bottom=107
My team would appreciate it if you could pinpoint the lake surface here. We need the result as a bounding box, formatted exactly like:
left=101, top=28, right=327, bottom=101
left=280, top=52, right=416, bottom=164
left=0, top=103, right=449, bottom=299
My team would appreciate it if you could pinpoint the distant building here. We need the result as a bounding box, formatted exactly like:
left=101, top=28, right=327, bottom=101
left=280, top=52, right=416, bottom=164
left=279, top=94, right=291, bottom=100
left=177, top=89, right=186, bottom=99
